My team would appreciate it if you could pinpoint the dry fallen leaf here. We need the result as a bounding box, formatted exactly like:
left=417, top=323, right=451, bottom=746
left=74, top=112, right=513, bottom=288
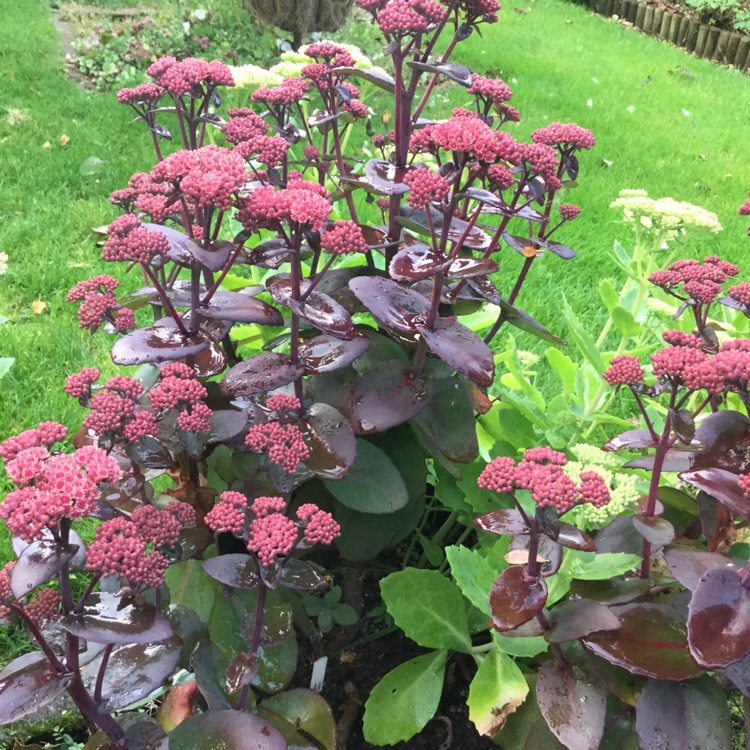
left=42, top=141, right=51, bottom=149
left=32, top=300, right=47, bottom=315
left=60, top=134, right=70, bottom=146
left=522, top=245, right=540, bottom=258
left=504, top=549, right=549, bottom=565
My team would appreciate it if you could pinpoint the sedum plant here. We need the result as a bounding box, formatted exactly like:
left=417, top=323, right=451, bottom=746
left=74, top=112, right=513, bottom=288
left=0, top=1, right=654, bottom=747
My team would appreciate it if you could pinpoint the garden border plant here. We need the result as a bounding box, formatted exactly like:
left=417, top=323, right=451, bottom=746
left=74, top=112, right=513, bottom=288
left=2, top=0, right=750, bottom=747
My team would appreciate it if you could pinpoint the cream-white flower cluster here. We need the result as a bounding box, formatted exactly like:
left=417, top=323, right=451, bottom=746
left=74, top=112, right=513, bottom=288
left=610, top=189, right=722, bottom=244
left=564, top=443, right=640, bottom=530
left=227, top=64, right=283, bottom=89
left=265, top=42, right=387, bottom=80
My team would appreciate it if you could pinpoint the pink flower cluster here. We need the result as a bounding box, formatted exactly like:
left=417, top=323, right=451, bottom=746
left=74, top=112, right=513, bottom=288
left=266, top=394, right=301, bottom=412
left=303, top=42, right=355, bottom=67
left=23, top=588, right=61, bottom=626
left=245, top=421, right=310, bottom=475
left=532, top=122, right=596, bottom=151
left=146, top=365, right=213, bottom=434
left=603, top=355, right=645, bottom=386
left=102, top=214, right=170, bottom=265
left=357, top=0, right=447, bottom=34
left=237, top=180, right=332, bottom=234
left=416, top=115, right=520, bottom=164
left=649, top=257, right=739, bottom=306
left=1, top=444, right=120, bottom=542
left=0, top=422, right=67, bottom=461
left=117, top=83, right=165, bottom=105
left=251, top=78, right=310, bottom=107
left=67, top=275, right=135, bottom=333
left=150, top=145, right=247, bottom=211
left=145, top=56, right=234, bottom=96
left=320, top=220, right=369, bottom=255
left=559, top=204, right=581, bottom=221
left=404, top=168, right=450, bottom=209
left=478, top=447, right=610, bottom=515
left=468, top=74, right=513, bottom=104
left=204, top=492, right=340, bottom=567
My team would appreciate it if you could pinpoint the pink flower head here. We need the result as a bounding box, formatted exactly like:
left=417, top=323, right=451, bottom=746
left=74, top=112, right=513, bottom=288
left=234, top=134, right=290, bottom=167
left=132, top=504, right=182, bottom=548
left=684, top=279, right=722, bottom=304
left=728, top=283, right=750, bottom=307
left=205, top=500, right=246, bottom=534
left=5, top=447, right=48, bottom=486
left=166, top=501, right=196, bottom=526
left=124, top=411, right=159, bottom=442
left=478, top=457, right=516, bottom=494
left=245, top=421, right=310, bottom=475
left=430, top=116, right=507, bottom=162
left=67, top=275, right=119, bottom=302
left=151, top=146, right=247, bottom=211
left=532, top=122, right=595, bottom=151
left=114, top=308, right=137, bottom=333
left=0, top=423, right=67, bottom=461
left=266, top=394, right=301, bottom=412
left=649, top=270, right=681, bottom=289
left=64, top=368, right=101, bottom=399
left=86, top=517, right=168, bottom=587
left=662, top=330, right=703, bottom=349
left=559, top=204, right=581, bottom=221
left=344, top=100, right=368, bottom=119
left=459, top=0, right=501, bottom=21
left=176, top=403, right=213, bottom=433
left=518, top=142, right=560, bottom=187
left=304, top=42, right=355, bottom=66
left=487, top=164, right=515, bottom=191
left=247, top=513, right=298, bottom=567
left=296, top=503, right=319, bottom=522
left=515, top=460, right=579, bottom=514
left=146, top=56, right=234, bottom=96
left=222, top=110, right=267, bottom=144
left=251, top=496, right=286, bottom=517
left=23, top=588, right=60, bottom=626
left=320, top=220, right=369, bottom=255
left=221, top=491, right=249, bottom=507
left=739, top=473, right=750, bottom=497
left=83, top=391, right=135, bottom=434
left=103, top=214, right=169, bottom=264
left=150, top=376, right=207, bottom=410
left=161, top=362, right=195, bottom=379
left=251, top=78, right=310, bottom=107
left=304, top=145, right=321, bottom=162
left=377, top=0, right=447, bottom=34
left=521, top=447, right=567, bottom=466
left=404, top=168, right=450, bottom=209
left=303, top=510, right=340, bottom=545
left=468, top=74, right=513, bottom=104
left=76, top=292, right=119, bottom=330
left=117, top=83, right=164, bottom=105
left=105, top=376, right=143, bottom=399
left=651, top=345, right=706, bottom=383
left=604, top=355, right=644, bottom=386
left=579, top=471, right=610, bottom=508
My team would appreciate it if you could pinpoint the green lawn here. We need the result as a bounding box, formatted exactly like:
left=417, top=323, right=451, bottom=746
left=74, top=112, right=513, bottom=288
left=0, top=3, right=749, bottom=435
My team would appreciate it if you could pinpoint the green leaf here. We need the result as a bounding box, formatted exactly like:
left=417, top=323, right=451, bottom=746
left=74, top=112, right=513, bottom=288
left=412, top=375, right=478, bottom=465
left=494, top=632, right=549, bottom=658
left=363, top=651, right=447, bottom=745
left=610, top=305, right=643, bottom=337
left=599, top=279, right=619, bottom=312
left=261, top=689, right=337, bottom=750
left=468, top=645, right=529, bottom=736
left=446, top=544, right=499, bottom=617
left=381, top=569, right=472, bottom=652
left=545, top=348, right=576, bottom=395
left=165, top=560, right=218, bottom=624
left=560, top=550, right=641, bottom=581
left=324, top=439, right=408, bottom=513
left=419, top=533, right=444, bottom=566
left=333, top=603, right=358, bottom=626
left=562, top=296, right=605, bottom=375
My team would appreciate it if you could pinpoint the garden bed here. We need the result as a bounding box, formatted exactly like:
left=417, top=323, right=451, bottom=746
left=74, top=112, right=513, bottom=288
left=574, top=0, right=750, bottom=70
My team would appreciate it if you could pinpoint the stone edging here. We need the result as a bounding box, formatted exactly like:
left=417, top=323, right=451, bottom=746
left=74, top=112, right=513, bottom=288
left=574, top=0, right=750, bottom=72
